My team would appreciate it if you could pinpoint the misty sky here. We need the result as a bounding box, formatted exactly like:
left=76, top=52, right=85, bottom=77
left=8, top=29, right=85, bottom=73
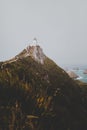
left=0, top=0, right=87, bottom=66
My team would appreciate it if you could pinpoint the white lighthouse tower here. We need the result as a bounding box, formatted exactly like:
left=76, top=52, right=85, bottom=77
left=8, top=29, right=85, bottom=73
left=32, top=37, right=38, bottom=45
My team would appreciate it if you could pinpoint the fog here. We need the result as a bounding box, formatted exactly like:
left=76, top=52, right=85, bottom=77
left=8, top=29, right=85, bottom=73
left=0, top=0, right=87, bottom=66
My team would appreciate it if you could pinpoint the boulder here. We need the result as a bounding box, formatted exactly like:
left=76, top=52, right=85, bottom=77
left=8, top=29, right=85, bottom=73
left=67, top=71, right=79, bottom=79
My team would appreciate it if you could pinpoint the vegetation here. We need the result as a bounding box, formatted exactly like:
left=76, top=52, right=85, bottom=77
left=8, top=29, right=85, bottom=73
left=0, top=56, right=87, bottom=130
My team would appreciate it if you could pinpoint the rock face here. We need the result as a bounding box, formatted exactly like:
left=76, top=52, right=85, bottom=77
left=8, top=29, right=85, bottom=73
left=1, top=44, right=46, bottom=67
left=26, top=45, right=46, bottom=64
left=15, top=45, right=46, bottom=64
left=0, top=43, right=87, bottom=130
left=67, top=71, right=79, bottom=79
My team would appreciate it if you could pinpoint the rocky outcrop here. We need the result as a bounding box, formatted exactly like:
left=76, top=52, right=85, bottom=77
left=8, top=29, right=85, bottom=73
left=14, top=44, right=46, bottom=64
left=83, top=69, right=87, bottom=74
left=67, top=71, right=79, bottom=79
left=25, top=45, right=46, bottom=64
left=1, top=44, right=46, bottom=69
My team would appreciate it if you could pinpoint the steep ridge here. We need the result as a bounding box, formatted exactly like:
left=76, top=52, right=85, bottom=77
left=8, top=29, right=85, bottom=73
left=16, top=44, right=46, bottom=64
left=1, top=43, right=46, bottom=66
left=0, top=43, right=87, bottom=130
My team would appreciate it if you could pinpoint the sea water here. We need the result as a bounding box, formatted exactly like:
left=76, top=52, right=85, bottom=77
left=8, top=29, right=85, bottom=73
left=74, top=69, right=87, bottom=83
left=70, top=66, right=87, bottom=83
left=62, top=65, right=87, bottom=83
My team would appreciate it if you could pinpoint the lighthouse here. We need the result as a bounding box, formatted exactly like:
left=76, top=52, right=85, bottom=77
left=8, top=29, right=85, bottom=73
left=32, top=38, right=38, bottom=45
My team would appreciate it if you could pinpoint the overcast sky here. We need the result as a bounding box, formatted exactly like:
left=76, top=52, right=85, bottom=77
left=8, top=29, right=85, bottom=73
left=0, top=0, right=87, bottom=66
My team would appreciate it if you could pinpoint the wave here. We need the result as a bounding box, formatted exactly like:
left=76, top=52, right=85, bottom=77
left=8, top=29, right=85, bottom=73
left=76, top=76, right=83, bottom=80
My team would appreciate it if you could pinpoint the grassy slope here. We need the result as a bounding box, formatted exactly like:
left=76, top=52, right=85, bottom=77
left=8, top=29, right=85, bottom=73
left=0, top=57, right=87, bottom=129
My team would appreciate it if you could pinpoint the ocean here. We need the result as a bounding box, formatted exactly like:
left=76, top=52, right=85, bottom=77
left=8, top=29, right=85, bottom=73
left=74, top=69, right=87, bottom=83
left=62, top=65, right=87, bottom=83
